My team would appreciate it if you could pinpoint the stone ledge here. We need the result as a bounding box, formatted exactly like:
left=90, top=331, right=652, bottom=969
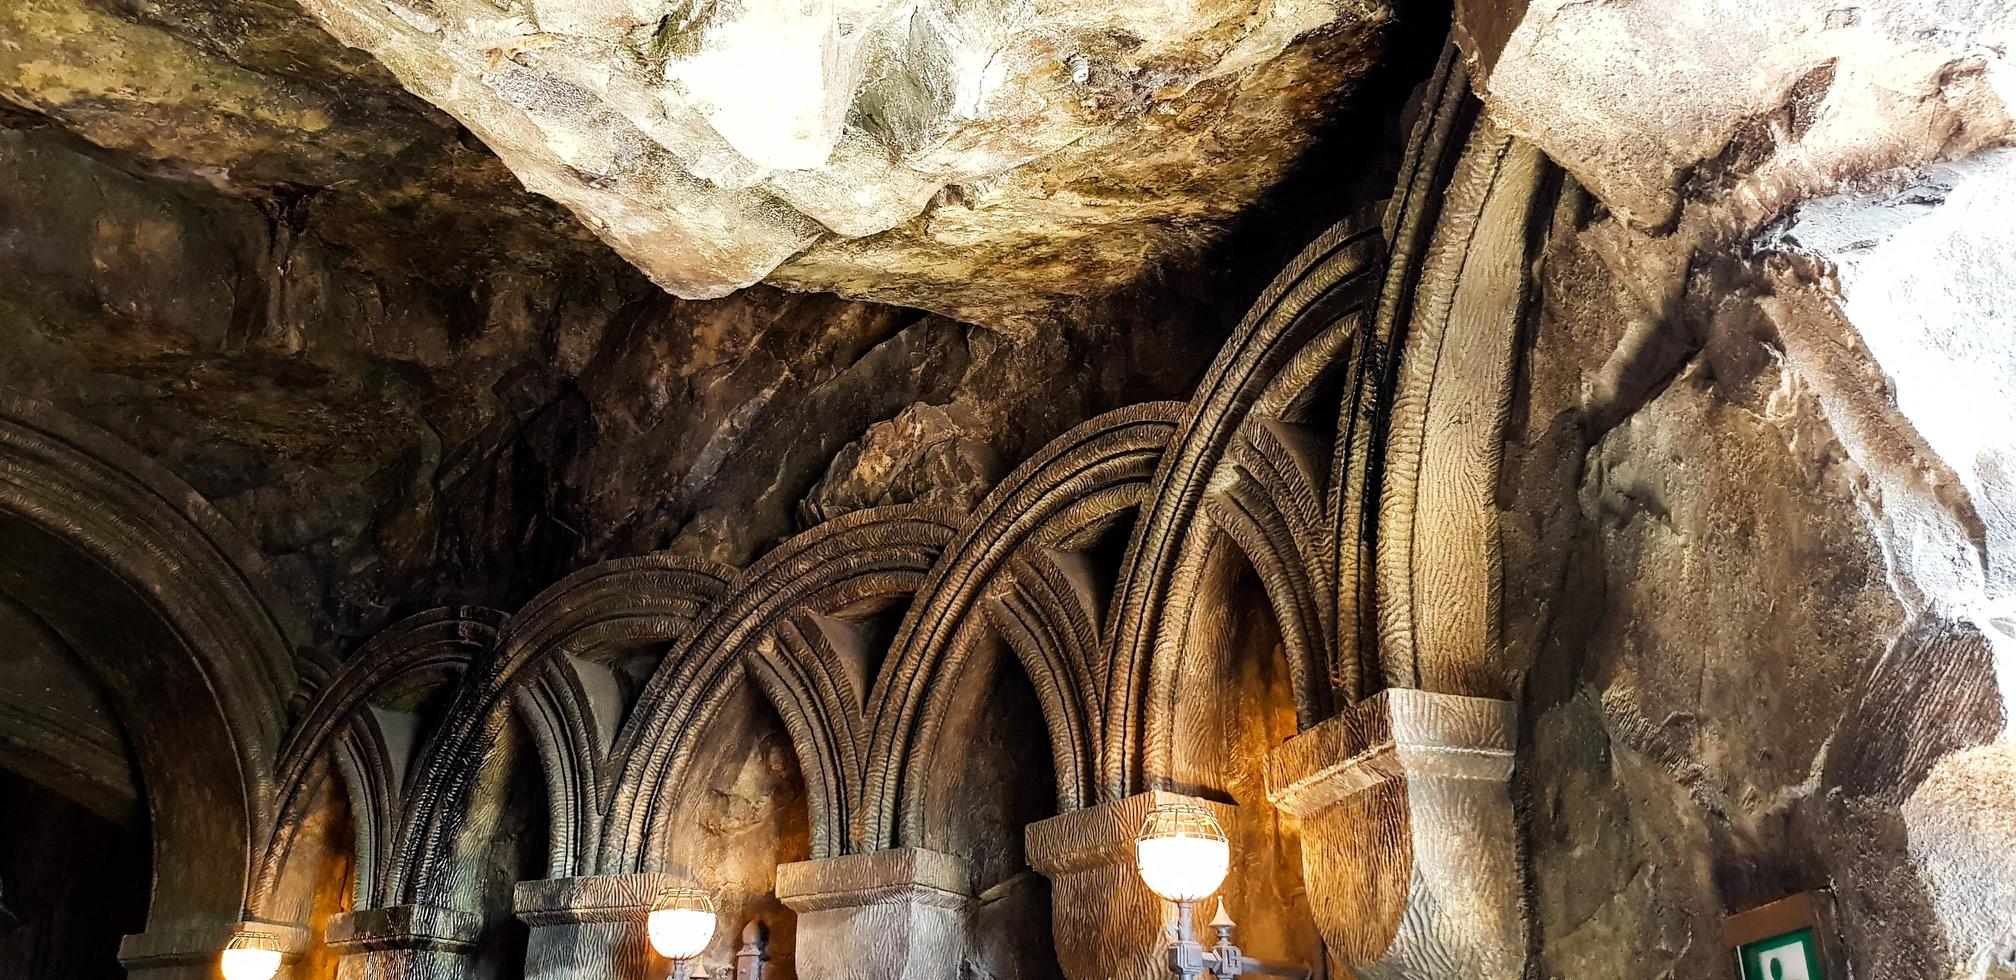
left=514, top=873, right=685, bottom=926
left=775, top=848, right=971, bottom=912
left=118, top=919, right=311, bottom=968
left=326, top=904, right=484, bottom=953
left=1265, top=688, right=1516, bottom=817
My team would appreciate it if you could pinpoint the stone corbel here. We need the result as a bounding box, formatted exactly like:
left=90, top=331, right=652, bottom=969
left=1025, top=791, right=1238, bottom=980
left=118, top=919, right=311, bottom=980
left=515, top=873, right=683, bottom=980
left=326, top=904, right=483, bottom=979
left=774, top=847, right=971, bottom=980
left=1264, top=688, right=1523, bottom=978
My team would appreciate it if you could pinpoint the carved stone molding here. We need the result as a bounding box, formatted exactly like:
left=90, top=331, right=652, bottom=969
left=326, top=904, right=483, bottom=979
left=1264, top=689, right=1521, bottom=978
left=774, top=848, right=971, bottom=980
left=1025, top=791, right=1238, bottom=980
left=117, top=920, right=310, bottom=980
left=515, top=873, right=681, bottom=980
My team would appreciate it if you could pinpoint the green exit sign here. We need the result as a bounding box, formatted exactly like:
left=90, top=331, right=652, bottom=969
left=1738, top=926, right=1823, bottom=980
left=1724, top=893, right=1840, bottom=980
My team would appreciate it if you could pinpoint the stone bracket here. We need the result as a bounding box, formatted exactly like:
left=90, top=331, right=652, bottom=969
left=775, top=848, right=972, bottom=980
left=514, top=873, right=688, bottom=980
left=119, top=919, right=311, bottom=976
left=1264, top=688, right=1523, bottom=977
left=326, top=904, right=485, bottom=953
left=1025, top=791, right=1238, bottom=980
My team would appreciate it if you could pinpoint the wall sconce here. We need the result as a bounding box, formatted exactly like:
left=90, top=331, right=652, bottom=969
left=1134, top=802, right=1306, bottom=979
left=1135, top=802, right=1245, bottom=979
left=647, top=886, right=718, bottom=980
left=220, top=928, right=284, bottom=980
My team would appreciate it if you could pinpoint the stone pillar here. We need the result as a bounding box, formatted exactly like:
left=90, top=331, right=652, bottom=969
left=774, top=848, right=970, bottom=980
left=1025, top=791, right=1236, bottom=980
left=515, top=873, right=682, bottom=980
left=325, top=904, right=482, bottom=979
left=118, top=920, right=310, bottom=980
left=1264, top=688, right=1523, bottom=977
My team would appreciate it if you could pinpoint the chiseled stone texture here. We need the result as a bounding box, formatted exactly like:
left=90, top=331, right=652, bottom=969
left=1458, top=3, right=2016, bottom=969
left=1502, top=188, right=2010, bottom=979
left=1465, top=0, right=2016, bottom=234
left=285, top=0, right=1392, bottom=325
left=0, top=117, right=1218, bottom=667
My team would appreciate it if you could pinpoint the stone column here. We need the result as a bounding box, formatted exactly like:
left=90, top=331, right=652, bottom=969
left=515, top=873, right=681, bottom=980
left=774, top=847, right=971, bottom=980
left=1264, top=688, right=1522, bottom=977
left=1025, top=791, right=1236, bottom=980
left=325, top=904, right=483, bottom=979
left=118, top=920, right=310, bottom=980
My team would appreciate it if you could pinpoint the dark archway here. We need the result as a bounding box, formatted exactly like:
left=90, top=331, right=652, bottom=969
left=0, top=397, right=299, bottom=975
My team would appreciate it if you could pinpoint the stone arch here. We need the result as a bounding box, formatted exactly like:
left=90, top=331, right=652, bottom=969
left=396, top=554, right=734, bottom=904
left=254, top=607, right=502, bottom=919
left=859, top=404, right=1182, bottom=851
left=1257, top=48, right=1557, bottom=978
left=0, top=395, right=299, bottom=966
left=1103, top=221, right=1386, bottom=800
left=747, top=611, right=872, bottom=859
left=603, top=505, right=961, bottom=871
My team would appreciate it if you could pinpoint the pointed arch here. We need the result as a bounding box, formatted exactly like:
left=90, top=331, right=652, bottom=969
left=255, top=606, right=501, bottom=916
left=392, top=554, right=734, bottom=905
left=1102, top=223, right=1386, bottom=800
left=603, top=505, right=960, bottom=870
left=858, top=405, right=1181, bottom=850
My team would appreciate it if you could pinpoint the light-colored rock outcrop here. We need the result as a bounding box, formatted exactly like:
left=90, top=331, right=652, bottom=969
left=289, top=0, right=1390, bottom=324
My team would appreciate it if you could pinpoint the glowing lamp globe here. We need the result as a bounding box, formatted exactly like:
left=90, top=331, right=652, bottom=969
left=646, top=886, right=717, bottom=962
left=220, top=930, right=283, bottom=980
left=1134, top=802, right=1231, bottom=903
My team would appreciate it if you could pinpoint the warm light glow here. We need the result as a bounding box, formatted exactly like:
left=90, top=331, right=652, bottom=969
left=1134, top=802, right=1231, bottom=902
left=220, top=931, right=283, bottom=980
left=646, top=887, right=717, bottom=962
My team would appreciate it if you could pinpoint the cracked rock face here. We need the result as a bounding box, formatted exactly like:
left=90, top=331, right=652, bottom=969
left=1462, top=2, right=2016, bottom=975
left=290, top=0, right=1391, bottom=325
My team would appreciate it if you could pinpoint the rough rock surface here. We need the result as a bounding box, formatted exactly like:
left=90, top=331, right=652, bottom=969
left=1503, top=191, right=2012, bottom=980
left=3, top=82, right=1414, bottom=669
left=1452, top=5, right=2016, bottom=971
left=0, top=0, right=1398, bottom=330
left=288, top=0, right=1394, bottom=325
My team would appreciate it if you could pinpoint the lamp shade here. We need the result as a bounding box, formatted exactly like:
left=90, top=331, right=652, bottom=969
left=1134, top=802, right=1230, bottom=902
left=220, top=930, right=283, bottom=980
left=646, top=886, right=717, bottom=961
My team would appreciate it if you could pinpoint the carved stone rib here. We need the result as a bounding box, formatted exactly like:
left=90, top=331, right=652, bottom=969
left=859, top=405, right=1179, bottom=851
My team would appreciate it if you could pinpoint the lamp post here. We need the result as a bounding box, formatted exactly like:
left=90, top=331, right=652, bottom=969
left=647, top=886, right=719, bottom=980
left=220, top=929, right=284, bottom=980
left=1133, top=802, right=1245, bottom=979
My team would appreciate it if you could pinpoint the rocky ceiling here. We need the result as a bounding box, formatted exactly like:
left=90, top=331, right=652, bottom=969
left=0, top=0, right=1430, bottom=663
left=2, top=0, right=1398, bottom=328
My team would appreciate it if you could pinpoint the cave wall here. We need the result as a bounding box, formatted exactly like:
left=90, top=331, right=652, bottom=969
left=0, top=769, right=150, bottom=980
left=0, top=114, right=1235, bottom=672
left=1503, top=203, right=2005, bottom=976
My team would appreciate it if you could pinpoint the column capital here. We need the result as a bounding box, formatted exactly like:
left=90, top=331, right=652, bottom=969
left=514, top=873, right=694, bottom=980
left=514, top=872, right=683, bottom=926
left=1264, top=687, right=1516, bottom=815
left=774, top=848, right=971, bottom=980
left=1262, top=689, right=1524, bottom=977
left=1025, top=791, right=1236, bottom=980
left=119, top=920, right=310, bottom=979
left=1025, top=789, right=1237, bottom=878
left=326, top=904, right=484, bottom=954
left=774, top=847, right=970, bottom=913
